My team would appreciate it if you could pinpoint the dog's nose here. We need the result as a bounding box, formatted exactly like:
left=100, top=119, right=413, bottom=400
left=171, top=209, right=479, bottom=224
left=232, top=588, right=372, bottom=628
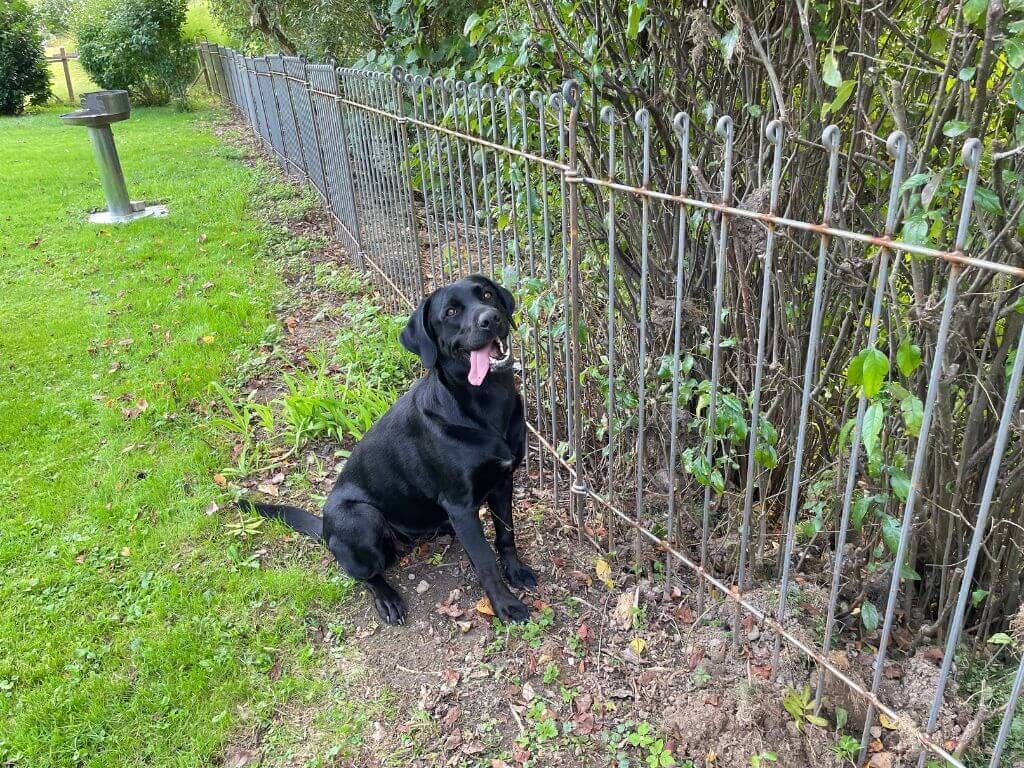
left=477, top=308, right=500, bottom=331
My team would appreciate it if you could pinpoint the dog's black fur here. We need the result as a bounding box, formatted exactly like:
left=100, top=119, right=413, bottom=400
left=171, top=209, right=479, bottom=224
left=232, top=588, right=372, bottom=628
left=246, top=275, right=535, bottom=625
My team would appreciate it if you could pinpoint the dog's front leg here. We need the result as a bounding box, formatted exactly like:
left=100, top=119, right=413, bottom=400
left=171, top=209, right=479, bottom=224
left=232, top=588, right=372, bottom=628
left=445, top=503, right=530, bottom=623
left=487, top=476, right=537, bottom=589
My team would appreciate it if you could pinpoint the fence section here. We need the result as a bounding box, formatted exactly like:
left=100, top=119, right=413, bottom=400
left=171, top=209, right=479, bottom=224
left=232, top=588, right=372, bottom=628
left=198, top=42, right=1024, bottom=768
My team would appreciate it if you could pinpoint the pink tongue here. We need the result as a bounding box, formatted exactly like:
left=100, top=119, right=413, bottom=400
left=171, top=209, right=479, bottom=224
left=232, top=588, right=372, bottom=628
left=468, top=343, right=494, bottom=386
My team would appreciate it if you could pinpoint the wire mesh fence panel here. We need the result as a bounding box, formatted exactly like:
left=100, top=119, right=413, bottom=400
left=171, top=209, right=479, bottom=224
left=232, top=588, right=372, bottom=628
left=199, top=45, right=1024, bottom=768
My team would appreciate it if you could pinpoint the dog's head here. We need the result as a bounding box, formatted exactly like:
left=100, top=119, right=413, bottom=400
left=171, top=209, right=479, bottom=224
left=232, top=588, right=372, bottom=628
left=400, top=275, right=516, bottom=386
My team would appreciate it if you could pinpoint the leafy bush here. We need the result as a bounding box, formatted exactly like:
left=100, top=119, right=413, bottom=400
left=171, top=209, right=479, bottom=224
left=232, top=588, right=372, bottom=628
left=75, top=0, right=196, bottom=106
left=0, top=0, right=51, bottom=115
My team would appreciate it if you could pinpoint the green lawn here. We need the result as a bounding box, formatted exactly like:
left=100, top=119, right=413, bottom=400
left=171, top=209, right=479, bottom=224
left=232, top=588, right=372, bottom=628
left=0, top=107, right=358, bottom=766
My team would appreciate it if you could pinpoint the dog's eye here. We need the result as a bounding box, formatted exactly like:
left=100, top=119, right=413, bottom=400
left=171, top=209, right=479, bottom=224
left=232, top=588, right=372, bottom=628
left=445, top=307, right=458, bottom=317
left=482, top=290, right=493, bottom=300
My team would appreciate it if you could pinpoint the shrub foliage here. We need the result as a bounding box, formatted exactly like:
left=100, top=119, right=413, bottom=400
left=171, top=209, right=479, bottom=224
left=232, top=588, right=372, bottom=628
left=76, top=0, right=196, bottom=106
left=0, top=0, right=51, bottom=115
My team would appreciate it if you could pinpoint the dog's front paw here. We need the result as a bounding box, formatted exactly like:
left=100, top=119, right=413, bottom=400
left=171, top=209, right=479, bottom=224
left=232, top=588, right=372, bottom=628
left=504, top=560, right=538, bottom=590
left=371, top=590, right=407, bottom=626
left=494, top=595, right=531, bottom=623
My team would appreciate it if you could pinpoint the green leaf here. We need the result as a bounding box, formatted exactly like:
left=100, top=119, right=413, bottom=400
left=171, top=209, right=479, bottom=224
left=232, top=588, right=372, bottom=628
left=896, top=337, right=922, bottom=377
left=964, top=0, right=990, bottom=26
left=862, top=402, right=884, bottom=464
left=838, top=416, right=856, bottom=452
left=1005, top=37, right=1024, bottom=69
left=902, top=213, right=929, bottom=245
left=462, top=12, right=482, bottom=36
left=971, top=588, right=989, bottom=607
left=823, top=53, right=842, bottom=88
left=847, top=350, right=865, bottom=388
left=900, top=562, right=921, bottom=581
left=928, top=28, right=949, bottom=57
left=881, top=515, right=902, bottom=555
left=861, top=600, right=880, bottom=633
left=806, top=714, right=829, bottom=727
left=900, top=395, right=923, bottom=437
left=974, top=187, right=1003, bottom=215
left=861, top=347, right=889, bottom=398
left=943, top=120, right=969, bottom=138
left=626, top=0, right=646, bottom=40
left=851, top=494, right=871, bottom=531
left=721, top=27, right=739, bottom=65
left=959, top=66, right=977, bottom=81
left=988, top=632, right=1013, bottom=645
left=890, top=468, right=912, bottom=501
left=835, top=707, right=849, bottom=730
left=824, top=80, right=856, bottom=116
left=1013, top=71, right=1024, bottom=110
left=900, top=172, right=932, bottom=192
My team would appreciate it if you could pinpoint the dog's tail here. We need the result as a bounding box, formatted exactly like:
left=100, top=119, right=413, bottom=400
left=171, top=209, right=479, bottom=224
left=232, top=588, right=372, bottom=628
left=240, top=499, right=323, bottom=540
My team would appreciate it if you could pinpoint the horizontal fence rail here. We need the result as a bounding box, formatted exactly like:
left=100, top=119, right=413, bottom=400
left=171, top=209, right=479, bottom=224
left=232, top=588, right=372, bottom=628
left=198, top=42, right=1024, bottom=768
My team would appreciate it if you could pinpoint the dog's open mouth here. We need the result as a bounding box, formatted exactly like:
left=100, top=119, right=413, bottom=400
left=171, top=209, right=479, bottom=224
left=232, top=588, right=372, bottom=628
left=468, top=337, right=512, bottom=386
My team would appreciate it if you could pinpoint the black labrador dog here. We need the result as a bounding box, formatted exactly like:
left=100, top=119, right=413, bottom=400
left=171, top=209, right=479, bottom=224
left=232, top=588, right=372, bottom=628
left=247, top=275, right=536, bottom=625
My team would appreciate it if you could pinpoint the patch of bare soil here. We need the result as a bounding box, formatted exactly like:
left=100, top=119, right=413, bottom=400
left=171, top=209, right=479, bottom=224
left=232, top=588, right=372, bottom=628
left=212, top=118, right=974, bottom=768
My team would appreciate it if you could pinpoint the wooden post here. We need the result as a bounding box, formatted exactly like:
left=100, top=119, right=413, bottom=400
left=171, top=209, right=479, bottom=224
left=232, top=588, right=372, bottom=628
left=59, top=47, right=74, bottom=102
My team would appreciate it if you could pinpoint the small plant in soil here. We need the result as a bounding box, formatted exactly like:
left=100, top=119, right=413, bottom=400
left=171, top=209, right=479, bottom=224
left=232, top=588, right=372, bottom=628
left=749, top=751, right=778, bottom=767
left=830, top=734, right=859, bottom=763
left=782, top=686, right=829, bottom=730
left=542, top=663, right=560, bottom=684
left=607, top=722, right=679, bottom=768
left=692, top=666, right=712, bottom=688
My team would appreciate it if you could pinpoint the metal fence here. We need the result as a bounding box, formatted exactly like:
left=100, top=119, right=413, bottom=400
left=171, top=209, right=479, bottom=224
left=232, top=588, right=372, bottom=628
left=197, top=42, right=1024, bottom=767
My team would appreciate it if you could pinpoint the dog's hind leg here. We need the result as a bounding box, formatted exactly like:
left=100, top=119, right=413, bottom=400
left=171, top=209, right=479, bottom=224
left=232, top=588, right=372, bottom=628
left=325, top=502, right=406, bottom=625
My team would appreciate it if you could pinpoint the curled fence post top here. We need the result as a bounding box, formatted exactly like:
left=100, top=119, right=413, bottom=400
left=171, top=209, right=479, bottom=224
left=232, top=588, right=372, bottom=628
left=634, top=108, right=650, bottom=127
left=481, top=84, right=494, bottom=98
left=715, top=114, right=733, bottom=140
left=549, top=92, right=562, bottom=108
left=530, top=90, right=545, bottom=108
left=765, top=118, right=784, bottom=144
left=962, top=137, right=982, bottom=169
left=432, top=76, right=445, bottom=89
left=561, top=79, right=578, bottom=108
left=821, top=124, right=841, bottom=151
left=886, top=130, right=907, bottom=158
left=455, top=80, right=468, bottom=95
left=600, top=105, right=616, bottom=124
left=468, top=81, right=480, bottom=96
left=672, top=111, right=689, bottom=140
left=496, top=85, right=508, bottom=99
left=389, top=65, right=403, bottom=80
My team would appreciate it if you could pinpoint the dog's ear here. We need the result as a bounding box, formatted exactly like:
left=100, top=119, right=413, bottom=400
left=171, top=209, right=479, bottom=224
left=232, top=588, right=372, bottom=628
left=400, top=293, right=437, bottom=368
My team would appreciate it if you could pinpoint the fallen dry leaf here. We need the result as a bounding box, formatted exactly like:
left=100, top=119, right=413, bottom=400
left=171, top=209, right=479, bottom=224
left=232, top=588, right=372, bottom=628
left=521, top=681, right=536, bottom=701
left=629, top=637, right=646, bottom=656
left=613, top=591, right=634, bottom=629
left=256, top=482, right=280, bottom=497
left=868, top=752, right=895, bottom=768
left=595, top=558, right=614, bottom=588
left=442, top=705, right=460, bottom=728
left=878, top=712, right=899, bottom=730
left=475, top=596, right=495, bottom=616
left=213, top=473, right=228, bottom=487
